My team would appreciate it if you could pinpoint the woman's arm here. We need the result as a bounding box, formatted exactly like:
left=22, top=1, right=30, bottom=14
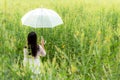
left=39, top=37, right=46, bottom=56
left=41, top=37, right=45, bottom=50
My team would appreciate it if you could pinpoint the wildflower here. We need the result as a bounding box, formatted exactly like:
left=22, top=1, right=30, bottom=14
left=62, top=44, right=65, bottom=48
left=71, top=64, right=77, bottom=73
left=105, top=36, right=110, bottom=42
left=75, top=31, right=79, bottom=36
left=97, top=30, right=101, bottom=35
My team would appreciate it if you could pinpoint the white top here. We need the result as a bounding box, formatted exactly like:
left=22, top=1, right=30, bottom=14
left=23, top=45, right=46, bottom=74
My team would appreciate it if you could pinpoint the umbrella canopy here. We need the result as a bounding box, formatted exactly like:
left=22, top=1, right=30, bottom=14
left=21, top=8, right=63, bottom=28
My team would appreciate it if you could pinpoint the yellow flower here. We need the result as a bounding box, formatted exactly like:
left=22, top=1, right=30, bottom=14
left=71, top=65, right=77, bottom=73
left=97, top=30, right=101, bottom=36
left=105, top=36, right=110, bottom=43
left=75, top=31, right=79, bottom=36
left=62, top=44, right=65, bottom=48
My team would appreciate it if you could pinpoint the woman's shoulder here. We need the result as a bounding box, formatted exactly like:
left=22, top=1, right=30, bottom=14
left=38, top=45, right=44, bottom=51
left=37, top=45, right=41, bottom=49
left=38, top=45, right=41, bottom=47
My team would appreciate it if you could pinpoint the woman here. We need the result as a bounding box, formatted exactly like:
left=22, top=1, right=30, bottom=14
left=23, top=31, right=46, bottom=74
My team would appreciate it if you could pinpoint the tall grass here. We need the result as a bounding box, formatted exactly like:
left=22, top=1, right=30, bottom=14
left=0, top=0, right=120, bottom=80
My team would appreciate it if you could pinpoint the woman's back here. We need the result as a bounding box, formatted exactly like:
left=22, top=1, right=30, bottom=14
left=23, top=45, right=46, bottom=74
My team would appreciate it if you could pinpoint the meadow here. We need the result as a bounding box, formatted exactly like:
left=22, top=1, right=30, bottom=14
left=0, top=0, right=120, bottom=80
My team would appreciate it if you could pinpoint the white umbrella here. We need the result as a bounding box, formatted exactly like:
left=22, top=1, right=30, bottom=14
left=21, top=8, right=63, bottom=28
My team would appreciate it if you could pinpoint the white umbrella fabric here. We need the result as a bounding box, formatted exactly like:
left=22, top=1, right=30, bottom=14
left=21, top=8, right=63, bottom=28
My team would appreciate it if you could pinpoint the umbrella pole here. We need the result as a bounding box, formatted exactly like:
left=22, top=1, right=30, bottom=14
left=41, top=28, right=44, bottom=44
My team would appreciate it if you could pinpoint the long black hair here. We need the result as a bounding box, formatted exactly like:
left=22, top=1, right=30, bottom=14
left=27, top=32, right=39, bottom=57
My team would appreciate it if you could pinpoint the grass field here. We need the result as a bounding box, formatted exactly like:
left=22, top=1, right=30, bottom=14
left=0, top=0, right=120, bottom=80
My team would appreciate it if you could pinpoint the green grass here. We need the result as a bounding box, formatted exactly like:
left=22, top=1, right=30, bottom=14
left=0, top=0, right=120, bottom=80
